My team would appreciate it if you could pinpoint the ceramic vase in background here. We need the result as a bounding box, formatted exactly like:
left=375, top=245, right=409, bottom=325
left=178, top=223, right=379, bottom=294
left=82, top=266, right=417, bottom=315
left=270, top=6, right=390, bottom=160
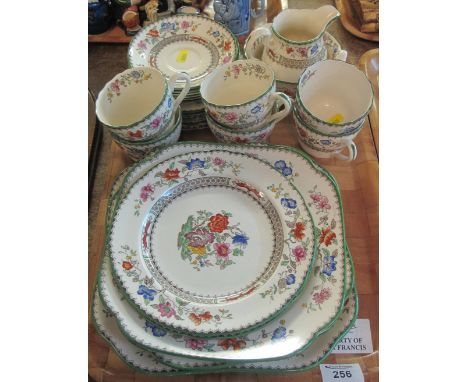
left=213, top=0, right=265, bottom=36
left=88, top=0, right=113, bottom=35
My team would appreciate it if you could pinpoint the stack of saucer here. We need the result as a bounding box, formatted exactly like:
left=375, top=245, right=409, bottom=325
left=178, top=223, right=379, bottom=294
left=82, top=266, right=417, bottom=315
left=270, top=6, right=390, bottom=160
left=127, top=14, right=241, bottom=131
left=92, top=141, right=358, bottom=375
left=201, top=59, right=292, bottom=143
left=95, top=67, right=191, bottom=161
left=293, top=60, right=374, bottom=161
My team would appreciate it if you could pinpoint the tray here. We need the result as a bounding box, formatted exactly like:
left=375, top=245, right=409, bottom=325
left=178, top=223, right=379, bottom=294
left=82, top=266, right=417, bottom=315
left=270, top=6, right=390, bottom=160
left=358, top=48, right=379, bottom=156
left=335, top=0, right=379, bottom=42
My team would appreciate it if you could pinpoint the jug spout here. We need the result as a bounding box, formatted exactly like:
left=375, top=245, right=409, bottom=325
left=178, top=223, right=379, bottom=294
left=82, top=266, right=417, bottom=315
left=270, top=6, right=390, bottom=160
left=306, top=5, right=341, bottom=38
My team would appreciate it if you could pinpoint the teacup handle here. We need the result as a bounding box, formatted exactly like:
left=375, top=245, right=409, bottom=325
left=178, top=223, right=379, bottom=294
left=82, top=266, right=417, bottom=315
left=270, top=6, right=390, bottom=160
left=168, top=72, right=191, bottom=110
left=244, top=24, right=271, bottom=60
left=251, top=0, right=265, bottom=18
left=265, top=92, right=292, bottom=125
left=333, top=139, right=357, bottom=161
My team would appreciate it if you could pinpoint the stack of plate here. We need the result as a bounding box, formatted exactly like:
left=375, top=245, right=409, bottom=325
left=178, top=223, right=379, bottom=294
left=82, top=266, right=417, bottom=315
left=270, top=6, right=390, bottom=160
left=128, top=15, right=241, bottom=131
left=92, top=142, right=358, bottom=375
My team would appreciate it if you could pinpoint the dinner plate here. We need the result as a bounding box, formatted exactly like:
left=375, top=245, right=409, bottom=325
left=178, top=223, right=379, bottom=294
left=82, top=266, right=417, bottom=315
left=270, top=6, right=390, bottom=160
left=92, top=285, right=357, bottom=374
left=100, top=142, right=347, bottom=361
left=128, top=15, right=240, bottom=90
left=109, top=150, right=316, bottom=336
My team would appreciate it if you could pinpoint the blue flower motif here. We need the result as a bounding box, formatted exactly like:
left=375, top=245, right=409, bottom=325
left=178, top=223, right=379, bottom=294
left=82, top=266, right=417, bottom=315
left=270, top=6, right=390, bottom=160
left=167, top=97, right=172, bottom=108
left=285, top=274, right=296, bottom=285
left=212, top=31, right=220, bottom=37
left=145, top=321, right=167, bottom=337
left=232, top=234, right=249, bottom=246
left=320, top=139, right=332, bottom=145
left=137, top=285, right=157, bottom=301
left=272, top=326, right=287, bottom=340
left=186, top=158, right=205, bottom=170
left=274, top=160, right=287, bottom=170
left=130, top=70, right=141, bottom=79
left=322, top=255, right=337, bottom=277
left=251, top=104, right=262, bottom=114
left=281, top=197, right=297, bottom=209
left=160, top=22, right=175, bottom=31
left=310, top=44, right=319, bottom=55
left=282, top=166, right=293, bottom=176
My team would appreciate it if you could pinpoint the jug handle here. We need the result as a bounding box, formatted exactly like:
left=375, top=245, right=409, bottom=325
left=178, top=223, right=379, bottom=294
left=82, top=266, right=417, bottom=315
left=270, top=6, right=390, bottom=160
left=251, top=0, right=265, bottom=18
left=244, top=24, right=271, bottom=60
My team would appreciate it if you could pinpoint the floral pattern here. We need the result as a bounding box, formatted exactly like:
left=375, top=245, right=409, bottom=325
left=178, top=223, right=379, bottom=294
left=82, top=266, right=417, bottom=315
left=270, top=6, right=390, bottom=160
left=106, top=69, right=152, bottom=103
left=133, top=156, right=243, bottom=216
left=223, top=62, right=270, bottom=81
left=178, top=210, right=249, bottom=271
left=119, top=244, right=233, bottom=326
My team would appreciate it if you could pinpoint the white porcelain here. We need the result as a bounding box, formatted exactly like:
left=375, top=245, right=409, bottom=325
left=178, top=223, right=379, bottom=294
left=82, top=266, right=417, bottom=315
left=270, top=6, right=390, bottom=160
left=296, top=60, right=373, bottom=135
left=200, top=59, right=291, bottom=129
left=293, top=108, right=360, bottom=162
left=113, top=107, right=183, bottom=161
left=128, top=14, right=239, bottom=90
left=92, top=285, right=357, bottom=374
left=243, top=6, right=340, bottom=83
left=96, top=67, right=190, bottom=141
left=245, top=30, right=347, bottom=95
left=100, top=143, right=347, bottom=361
left=206, top=108, right=278, bottom=144
left=109, top=150, right=316, bottom=336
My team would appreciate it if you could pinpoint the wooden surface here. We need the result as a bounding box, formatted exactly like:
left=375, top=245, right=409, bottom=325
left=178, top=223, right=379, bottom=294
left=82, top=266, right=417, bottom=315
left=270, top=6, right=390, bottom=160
left=88, top=114, right=379, bottom=381
left=358, top=49, right=379, bottom=156
left=334, top=0, right=379, bottom=42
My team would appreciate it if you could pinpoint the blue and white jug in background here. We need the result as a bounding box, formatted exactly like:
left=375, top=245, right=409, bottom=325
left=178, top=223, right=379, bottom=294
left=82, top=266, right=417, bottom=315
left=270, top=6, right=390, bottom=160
left=213, top=0, right=265, bottom=36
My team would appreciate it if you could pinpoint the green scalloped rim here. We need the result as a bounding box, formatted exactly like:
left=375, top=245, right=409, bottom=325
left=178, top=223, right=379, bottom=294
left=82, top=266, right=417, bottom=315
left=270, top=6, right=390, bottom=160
left=105, top=148, right=320, bottom=338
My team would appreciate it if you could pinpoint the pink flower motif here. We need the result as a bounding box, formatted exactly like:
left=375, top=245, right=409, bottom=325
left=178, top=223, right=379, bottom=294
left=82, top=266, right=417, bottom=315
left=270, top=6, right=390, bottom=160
left=310, top=193, right=322, bottom=202
left=213, top=157, right=225, bottom=166
left=140, top=183, right=154, bottom=201
left=312, top=288, right=332, bottom=305
left=181, top=20, right=190, bottom=29
left=185, top=339, right=208, bottom=350
left=318, top=196, right=331, bottom=210
left=185, top=228, right=215, bottom=247
left=137, top=40, right=147, bottom=50
left=110, top=80, right=120, bottom=92
left=214, top=243, right=231, bottom=258
left=150, top=116, right=161, bottom=129
left=232, top=64, right=241, bottom=75
left=158, top=302, right=176, bottom=318
left=224, top=112, right=237, bottom=122
left=296, top=47, right=308, bottom=57
left=292, top=245, right=307, bottom=262
left=223, top=56, right=231, bottom=64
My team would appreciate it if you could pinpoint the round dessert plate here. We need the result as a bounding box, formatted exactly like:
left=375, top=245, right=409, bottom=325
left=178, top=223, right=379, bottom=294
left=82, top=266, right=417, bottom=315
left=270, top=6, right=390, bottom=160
left=128, top=15, right=239, bottom=90
left=101, top=143, right=346, bottom=361
left=109, top=150, right=315, bottom=336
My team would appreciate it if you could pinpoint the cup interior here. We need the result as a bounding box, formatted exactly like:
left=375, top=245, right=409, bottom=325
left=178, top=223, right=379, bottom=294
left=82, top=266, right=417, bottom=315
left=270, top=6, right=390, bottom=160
left=201, top=60, right=274, bottom=106
left=298, top=60, right=373, bottom=123
left=273, top=9, right=323, bottom=42
left=96, top=68, right=167, bottom=127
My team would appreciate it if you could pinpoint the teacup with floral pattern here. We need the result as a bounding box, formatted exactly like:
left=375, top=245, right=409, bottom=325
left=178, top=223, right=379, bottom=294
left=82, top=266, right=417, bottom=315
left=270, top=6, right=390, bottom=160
left=293, top=107, right=361, bottom=162
left=200, top=59, right=291, bottom=130
left=96, top=67, right=190, bottom=141
left=296, top=60, right=373, bottom=135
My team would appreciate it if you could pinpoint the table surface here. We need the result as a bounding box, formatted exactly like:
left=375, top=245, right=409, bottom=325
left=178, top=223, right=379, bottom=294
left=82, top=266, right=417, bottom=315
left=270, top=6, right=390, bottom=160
left=88, top=1, right=379, bottom=380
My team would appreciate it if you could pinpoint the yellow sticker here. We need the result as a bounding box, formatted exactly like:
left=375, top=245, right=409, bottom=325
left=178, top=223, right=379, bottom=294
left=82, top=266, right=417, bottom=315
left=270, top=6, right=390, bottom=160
left=176, top=49, right=189, bottom=63
left=327, top=113, right=344, bottom=124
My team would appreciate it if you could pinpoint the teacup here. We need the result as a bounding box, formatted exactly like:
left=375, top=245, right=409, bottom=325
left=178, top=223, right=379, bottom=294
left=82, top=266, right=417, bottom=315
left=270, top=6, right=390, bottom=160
left=114, top=107, right=183, bottom=161
left=206, top=102, right=282, bottom=144
left=293, top=108, right=361, bottom=161
left=96, top=67, right=190, bottom=141
left=200, top=59, right=291, bottom=130
left=296, top=60, right=373, bottom=135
